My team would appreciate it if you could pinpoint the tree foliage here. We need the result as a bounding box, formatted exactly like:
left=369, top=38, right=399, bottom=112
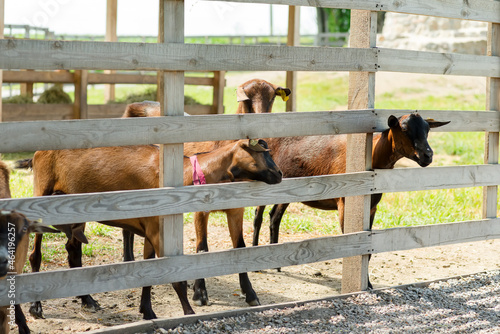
left=316, top=8, right=351, bottom=33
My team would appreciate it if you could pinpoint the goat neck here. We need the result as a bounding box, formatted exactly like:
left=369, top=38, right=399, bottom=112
left=183, top=145, right=235, bottom=185
left=371, top=130, right=403, bottom=169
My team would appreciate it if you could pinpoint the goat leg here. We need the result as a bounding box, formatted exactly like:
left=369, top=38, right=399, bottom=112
left=28, top=233, right=45, bottom=319
left=193, top=212, right=211, bottom=306
left=252, top=206, right=266, bottom=246
left=65, top=235, right=101, bottom=311
left=268, top=203, right=290, bottom=272
left=122, top=229, right=135, bottom=262
left=172, top=281, right=195, bottom=314
left=15, top=304, right=30, bottom=334
left=139, top=239, right=157, bottom=319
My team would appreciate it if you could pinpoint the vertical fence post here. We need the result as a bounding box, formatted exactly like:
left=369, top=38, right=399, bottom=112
left=212, top=71, right=225, bottom=114
left=104, top=0, right=117, bottom=103
left=286, top=6, right=300, bottom=112
left=73, top=70, right=88, bottom=119
left=157, top=0, right=184, bottom=257
left=342, top=10, right=377, bottom=294
left=483, top=22, right=500, bottom=219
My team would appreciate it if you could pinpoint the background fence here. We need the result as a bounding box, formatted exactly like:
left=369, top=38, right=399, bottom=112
left=0, top=0, right=499, bottom=331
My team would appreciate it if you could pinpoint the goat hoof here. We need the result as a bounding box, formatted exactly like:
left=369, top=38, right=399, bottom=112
left=80, top=296, right=101, bottom=312
left=276, top=267, right=282, bottom=272
left=29, top=302, right=45, bottom=319
left=140, top=308, right=157, bottom=320
left=247, top=298, right=260, bottom=306
left=192, top=289, right=210, bottom=306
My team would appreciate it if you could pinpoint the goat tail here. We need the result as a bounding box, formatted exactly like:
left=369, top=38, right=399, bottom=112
left=15, top=158, right=33, bottom=170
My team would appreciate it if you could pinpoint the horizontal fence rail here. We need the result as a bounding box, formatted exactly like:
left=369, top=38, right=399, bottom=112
left=2, top=70, right=216, bottom=85
left=0, top=109, right=495, bottom=152
left=1, top=218, right=498, bottom=306
left=204, top=0, right=500, bottom=23
left=1, top=165, right=499, bottom=226
left=2, top=41, right=500, bottom=77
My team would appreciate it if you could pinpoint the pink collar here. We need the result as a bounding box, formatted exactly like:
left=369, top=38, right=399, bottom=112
left=190, top=155, right=207, bottom=185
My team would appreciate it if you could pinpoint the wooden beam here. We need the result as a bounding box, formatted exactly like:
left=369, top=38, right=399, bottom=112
left=158, top=0, right=185, bottom=257
left=2, top=71, right=215, bottom=85
left=2, top=164, right=499, bottom=230
left=3, top=70, right=74, bottom=83
left=1, top=40, right=498, bottom=77
left=202, top=0, right=500, bottom=24
left=1, top=218, right=498, bottom=306
left=286, top=6, right=300, bottom=111
left=104, top=0, right=118, bottom=103
left=342, top=10, right=377, bottom=294
left=212, top=71, right=225, bottom=114
left=73, top=70, right=88, bottom=119
left=483, top=22, right=500, bottom=219
left=0, top=110, right=491, bottom=153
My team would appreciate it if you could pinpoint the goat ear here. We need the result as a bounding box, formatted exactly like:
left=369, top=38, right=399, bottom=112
left=28, top=221, right=60, bottom=234
left=236, top=86, right=250, bottom=102
left=275, top=87, right=291, bottom=102
left=388, top=115, right=400, bottom=128
left=426, top=119, right=451, bottom=128
left=248, top=139, right=270, bottom=152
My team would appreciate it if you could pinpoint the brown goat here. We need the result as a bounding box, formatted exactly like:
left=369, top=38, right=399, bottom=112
left=22, top=138, right=281, bottom=321
left=120, top=79, right=291, bottom=307
left=0, top=159, right=59, bottom=334
left=252, top=114, right=449, bottom=287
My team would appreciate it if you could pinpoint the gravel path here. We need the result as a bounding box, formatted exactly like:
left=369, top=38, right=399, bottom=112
left=155, top=270, right=500, bottom=334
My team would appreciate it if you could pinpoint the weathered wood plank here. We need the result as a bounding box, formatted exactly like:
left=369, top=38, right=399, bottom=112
left=2, top=70, right=214, bottom=85
left=158, top=0, right=185, bottom=257
left=104, top=0, right=118, bottom=103
left=0, top=110, right=486, bottom=153
left=2, top=40, right=499, bottom=76
left=378, top=48, right=500, bottom=77
left=3, top=70, right=74, bottom=83
left=204, top=0, right=500, bottom=23
left=89, top=73, right=215, bottom=85
left=0, top=172, right=375, bottom=226
left=0, top=40, right=378, bottom=72
left=0, top=231, right=373, bottom=305
left=285, top=6, right=300, bottom=112
left=1, top=218, right=498, bottom=306
left=0, top=165, right=498, bottom=227
left=73, top=70, right=88, bottom=119
left=483, top=22, right=500, bottom=219
left=371, top=219, right=500, bottom=253
left=374, top=165, right=500, bottom=193
left=343, top=9, right=375, bottom=293
left=2, top=104, right=74, bottom=121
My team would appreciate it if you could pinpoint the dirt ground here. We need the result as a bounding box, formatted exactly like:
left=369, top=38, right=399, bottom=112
left=12, top=213, right=500, bottom=334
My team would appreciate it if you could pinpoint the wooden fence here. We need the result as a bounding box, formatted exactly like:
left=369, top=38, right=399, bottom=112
left=0, top=0, right=499, bottom=331
left=1, top=70, right=226, bottom=120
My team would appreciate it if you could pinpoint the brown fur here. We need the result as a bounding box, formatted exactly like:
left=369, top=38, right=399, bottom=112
left=26, top=139, right=281, bottom=320
left=121, top=79, right=290, bottom=307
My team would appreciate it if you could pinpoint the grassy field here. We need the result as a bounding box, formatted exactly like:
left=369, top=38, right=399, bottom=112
left=2, top=71, right=492, bottom=262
